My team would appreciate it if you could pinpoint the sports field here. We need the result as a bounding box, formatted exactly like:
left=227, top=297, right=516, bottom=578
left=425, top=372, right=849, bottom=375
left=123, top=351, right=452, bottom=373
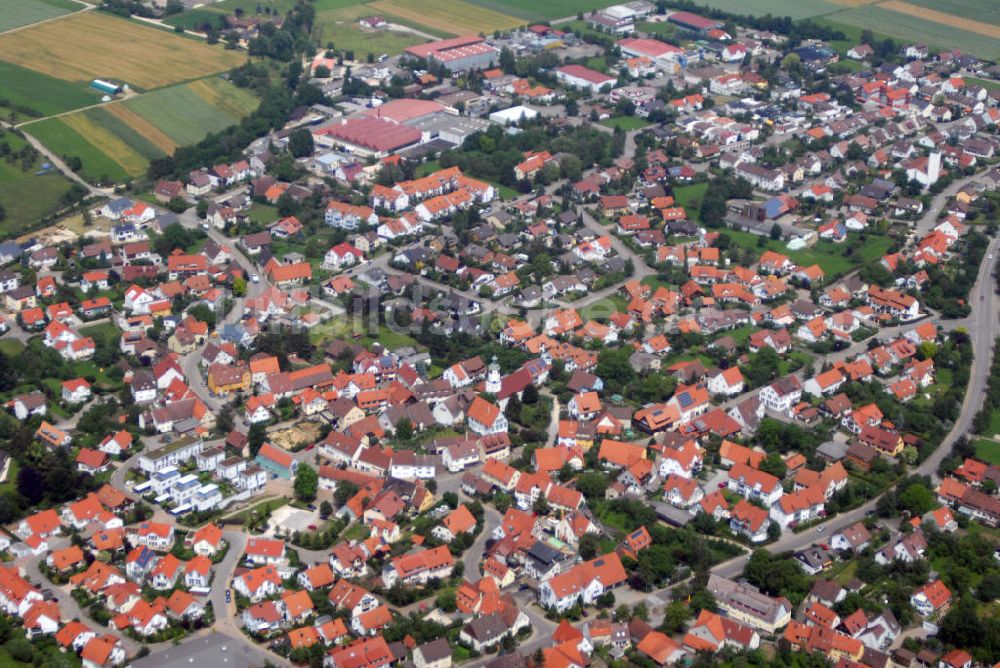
left=24, top=78, right=259, bottom=184
left=0, top=0, right=82, bottom=33
left=0, top=60, right=100, bottom=118
left=369, top=0, right=524, bottom=35
left=0, top=11, right=246, bottom=90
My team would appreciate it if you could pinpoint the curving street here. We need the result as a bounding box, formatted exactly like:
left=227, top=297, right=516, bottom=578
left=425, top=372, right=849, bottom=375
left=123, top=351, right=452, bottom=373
left=713, top=232, right=1000, bottom=578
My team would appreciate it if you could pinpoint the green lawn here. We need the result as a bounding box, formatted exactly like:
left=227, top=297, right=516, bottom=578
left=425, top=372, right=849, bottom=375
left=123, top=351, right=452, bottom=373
left=415, top=160, right=442, bottom=178
left=727, top=325, right=755, bottom=345
left=640, top=275, right=675, bottom=291
left=778, top=350, right=814, bottom=376
left=599, top=116, right=650, bottom=131
left=79, top=322, right=120, bottom=342
left=0, top=458, right=19, bottom=495
left=0, top=0, right=82, bottom=32
left=0, top=59, right=100, bottom=119
left=673, top=182, right=709, bottom=220
left=228, top=496, right=288, bottom=523
left=0, top=340, right=24, bottom=357
left=581, top=294, right=628, bottom=320
left=364, top=324, right=417, bottom=349
left=637, top=21, right=677, bottom=39
left=987, top=408, right=1000, bottom=437
left=488, top=179, right=518, bottom=200
left=248, top=203, right=281, bottom=225
left=974, top=438, right=1000, bottom=466
left=25, top=117, right=130, bottom=184
left=563, top=20, right=608, bottom=41
left=342, top=523, right=371, bottom=541
left=723, top=229, right=892, bottom=277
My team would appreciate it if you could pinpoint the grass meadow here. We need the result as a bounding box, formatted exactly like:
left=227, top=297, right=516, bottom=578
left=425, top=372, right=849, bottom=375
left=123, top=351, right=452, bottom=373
left=0, top=131, right=76, bottom=235
left=368, top=0, right=524, bottom=35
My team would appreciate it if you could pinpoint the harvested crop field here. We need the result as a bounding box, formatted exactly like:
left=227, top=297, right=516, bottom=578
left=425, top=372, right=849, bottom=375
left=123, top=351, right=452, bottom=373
left=369, top=0, right=523, bottom=35
left=0, top=11, right=245, bottom=90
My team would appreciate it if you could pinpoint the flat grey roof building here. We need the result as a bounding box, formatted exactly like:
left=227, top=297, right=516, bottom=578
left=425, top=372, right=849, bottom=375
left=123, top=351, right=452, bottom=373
left=130, top=633, right=273, bottom=668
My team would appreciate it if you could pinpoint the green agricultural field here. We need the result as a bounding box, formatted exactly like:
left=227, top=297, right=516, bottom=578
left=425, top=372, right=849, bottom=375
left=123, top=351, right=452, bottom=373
left=123, top=81, right=257, bottom=146
left=0, top=10, right=246, bottom=91
left=817, top=5, right=1000, bottom=60
left=467, top=0, right=614, bottom=21
left=0, top=60, right=100, bottom=119
left=669, top=0, right=840, bottom=20
left=163, top=8, right=229, bottom=31
left=25, top=77, right=258, bottom=185
left=0, top=0, right=82, bottom=32
left=25, top=118, right=130, bottom=184
left=84, top=107, right=165, bottom=161
left=901, top=0, right=1000, bottom=26
left=0, top=130, right=77, bottom=235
